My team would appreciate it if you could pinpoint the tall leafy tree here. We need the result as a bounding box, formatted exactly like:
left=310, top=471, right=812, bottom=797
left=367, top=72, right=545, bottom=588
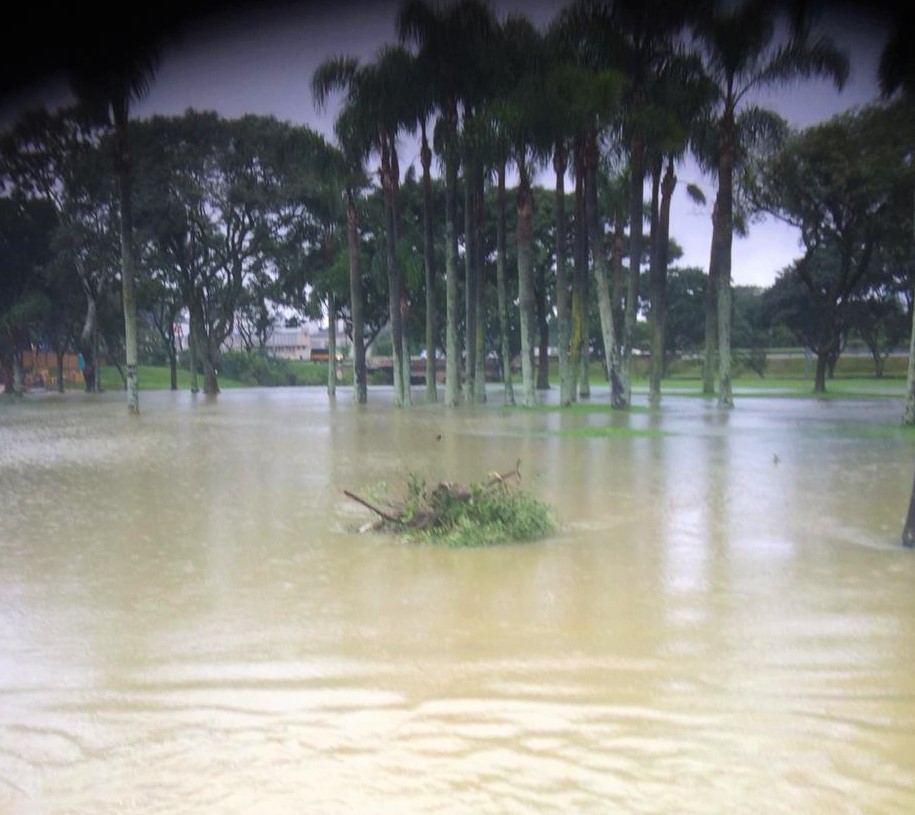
left=643, top=52, right=713, bottom=406
left=0, top=107, right=116, bottom=392
left=492, top=15, right=552, bottom=407
left=756, top=102, right=913, bottom=393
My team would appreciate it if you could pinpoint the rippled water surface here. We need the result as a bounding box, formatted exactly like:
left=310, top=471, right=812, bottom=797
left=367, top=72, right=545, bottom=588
left=2, top=386, right=915, bottom=814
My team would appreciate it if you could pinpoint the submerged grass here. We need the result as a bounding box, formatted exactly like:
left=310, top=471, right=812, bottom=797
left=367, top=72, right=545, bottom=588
left=552, top=425, right=666, bottom=439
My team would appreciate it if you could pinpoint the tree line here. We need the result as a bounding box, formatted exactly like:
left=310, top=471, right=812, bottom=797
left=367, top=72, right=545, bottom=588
left=1, top=0, right=912, bottom=416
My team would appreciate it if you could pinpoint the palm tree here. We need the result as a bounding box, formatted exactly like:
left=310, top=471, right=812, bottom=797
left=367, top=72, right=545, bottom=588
left=553, top=0, right=626, bottom=408
left=398, top=0, right=497, bottom=406
left=69, top=26, right=162, bottom=415
left=564, top=0, right=697, bottom=407
left=398, top=51, right=439, bottom=402
left=313, top=48, right=416, bottom=408
left=693, top=0, right=848, bottom=408
left=643, top=51, right=714, bottom=406
left=312, top=59, right=373, bottom=404
left=490, top=15, right=553, bottom=408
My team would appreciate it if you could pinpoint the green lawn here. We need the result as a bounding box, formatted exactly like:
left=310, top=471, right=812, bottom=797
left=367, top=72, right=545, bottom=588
left=67, top=352, right=908, bottom=401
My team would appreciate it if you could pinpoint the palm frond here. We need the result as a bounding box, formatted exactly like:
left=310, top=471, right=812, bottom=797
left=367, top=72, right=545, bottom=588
left=311, top=56, right=361, bottom=110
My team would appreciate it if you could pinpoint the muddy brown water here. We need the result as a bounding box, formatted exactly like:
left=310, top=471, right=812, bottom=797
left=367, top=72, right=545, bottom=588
left=2, top=386, right=915, bottom=814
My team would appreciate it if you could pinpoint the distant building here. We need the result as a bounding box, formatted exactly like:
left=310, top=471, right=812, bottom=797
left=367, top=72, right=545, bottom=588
left=220, top=318, right=350, bottom=361
left=262, top=325, right=312, bottom=359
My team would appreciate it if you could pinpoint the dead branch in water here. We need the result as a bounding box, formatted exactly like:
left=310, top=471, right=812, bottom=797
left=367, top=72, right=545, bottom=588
left=342, top=490, right=403, bottom=524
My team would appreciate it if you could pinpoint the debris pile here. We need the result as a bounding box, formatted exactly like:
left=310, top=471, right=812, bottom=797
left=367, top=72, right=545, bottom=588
left=344, top=460, right=555, bottom=547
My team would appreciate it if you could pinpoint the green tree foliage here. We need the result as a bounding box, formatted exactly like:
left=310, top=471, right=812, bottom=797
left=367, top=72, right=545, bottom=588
left=132, top=111, right=321, bottom=394
left=0, top=198, right=56, bottom=392
left=757, top=101, right=915, bottom=392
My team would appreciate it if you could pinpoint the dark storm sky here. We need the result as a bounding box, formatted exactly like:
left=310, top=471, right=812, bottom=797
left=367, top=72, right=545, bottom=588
left=0, top=0, right=896, bottom=286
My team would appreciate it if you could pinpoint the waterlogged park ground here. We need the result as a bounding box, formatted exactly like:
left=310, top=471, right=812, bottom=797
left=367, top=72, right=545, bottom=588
left=2, top=375, right=915, bottom=814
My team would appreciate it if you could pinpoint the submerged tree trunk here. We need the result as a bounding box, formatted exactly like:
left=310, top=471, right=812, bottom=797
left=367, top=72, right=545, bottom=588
left=55, top=348, right=65, bottom=392
left=496, top=162, right=515, bottom=406
left=573, top=148, right=589, bottom=400
left=473, top=165, right=486, bottom=403
left=622, top=133, right=645, bottom=408
left=463, top=164, right=477, bottom=403
left=585, top=125, right=623, bottom=408
left=716, top=113, right=736, bottom=409
left=517, top=164, right=537, bottom=407
left=188, top=311, right=199, bottom=394
left=168, top=341, right=178, bottom=391
left=11, top=353, right=24, bottom=396
left=193, top=314, right=220, bottom=395
left=814, top=351, right=828, bottom=393
left=536, top=274, right=550, bottom=390
left=535, top=207, right=550, bottom=392
left=421, top=122, right=437, bottom=403
left=703, top=196, right=720, bottom=396
left=347, top=187, right=367, bottom=404
left=113, top=100, right=140, bottom=415
left=80, top=291, right=98, bottom=394
left=649, top=159, right=675, bottom=408
left=382, top=140, right=406, bottom=408
left=327, top=308, right=337, bottom=398
left=554, top=142, right=571, bottom=405
left=904, top=289, right=915, bottom=424
left=902, top=468, right=915, bottom=547
left=444, top=121, right=461, bottom=407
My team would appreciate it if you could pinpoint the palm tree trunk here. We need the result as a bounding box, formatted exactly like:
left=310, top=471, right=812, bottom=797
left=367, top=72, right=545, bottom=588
left=473, top=165, right=486, bottom=403
left=327, top=304, right=337, bottom=398
left=346, top=187, right=367, bottom=404
left=536, top=270, right=550, bottom=390
left=113, top=100, right=140, bottom=415
left=651, top=159, right=676, bottom=406
left=573, top=147, right=589, bottom=400
left=554, top=143, right=572, bottom=406
left=392, top=146, right=411, bottom=407
left=382, top=140, right=405, bottom=408
left=622, top=134, right=645, bottom=408
left=517, top=163, right=536, bottom=407
left=585, top=125, right=623, bottom=408
left=649, top=157, right=675, bottom=407
left=703, top=195, right=721, bottom=395
left=716, top=117, right=735, bottom=409
left=463, top=164, right=477, bottom=403
left=648, top=159, right=662, bottom=407
left=496, top=162, right=515, bottom=406
left=444, top=124, right=461, bottom=406
left=421, top=122, right=437, bottom=402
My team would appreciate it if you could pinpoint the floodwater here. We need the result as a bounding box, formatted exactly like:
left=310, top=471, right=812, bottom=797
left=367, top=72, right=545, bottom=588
left=2, top=385, right=915, bottom=815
